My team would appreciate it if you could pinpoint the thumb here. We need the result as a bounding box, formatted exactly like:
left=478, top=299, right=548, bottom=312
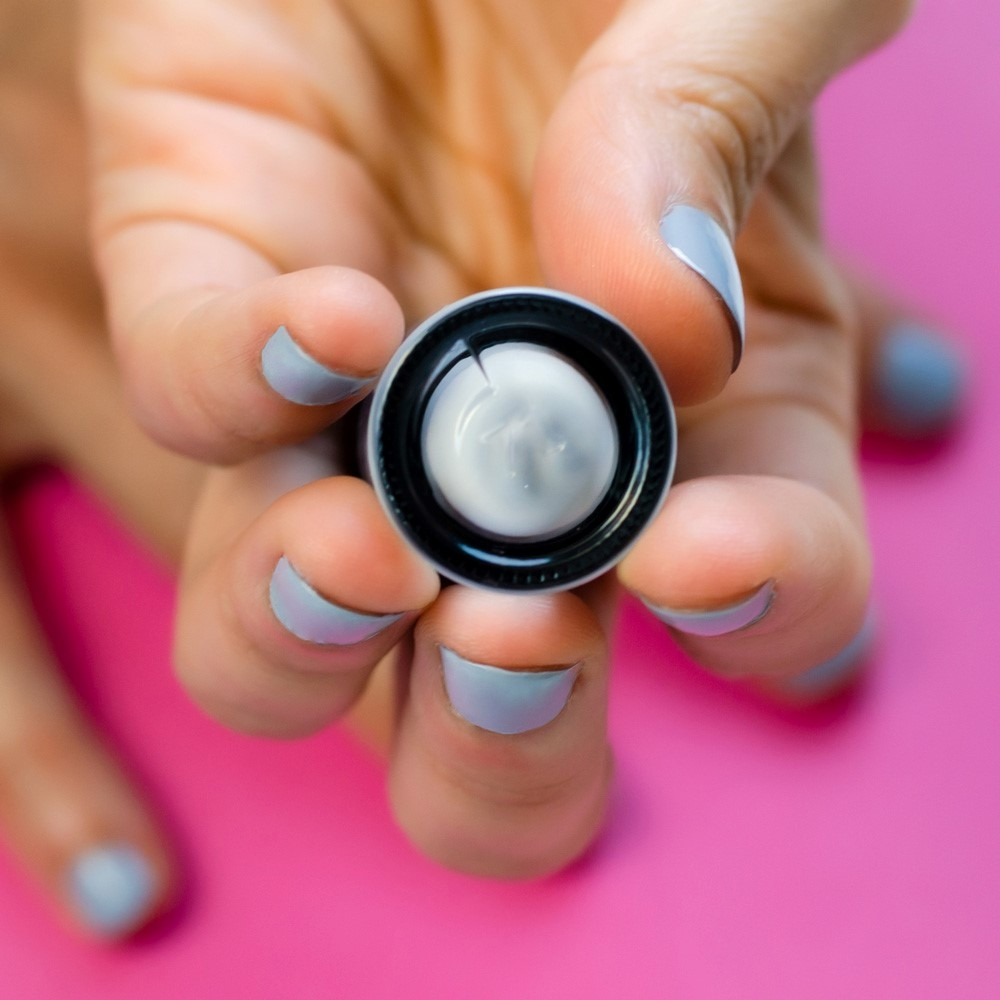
left=534, top=0, right=910, bottom=404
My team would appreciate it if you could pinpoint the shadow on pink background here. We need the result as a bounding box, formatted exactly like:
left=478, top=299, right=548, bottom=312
left=2, top=1, right=998, bottom=996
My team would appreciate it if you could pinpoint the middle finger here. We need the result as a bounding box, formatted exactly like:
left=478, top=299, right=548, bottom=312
left=174, top=443, right=439, bottom=737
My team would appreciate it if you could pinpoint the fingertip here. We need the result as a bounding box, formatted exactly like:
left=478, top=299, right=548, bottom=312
left=621, top=476, right=871, bottom=680
left=271, top=266, right=406, bottom=375
left=268, top=476, right=441, bottom=616
left=534, top=73, right=738, bottom=404
left=175, top=468, right=437, bottom=739
left=116, top=266, right=407, bottom=462
left=64, top=840, right=172, bottom=940
left=869, top=322, right=967, bottom=437
left=260, top=325, right=376, bottom=407
left=618, top=478, right=792, bottom=607
left=0, top=562, right=178, bottom=942
left=763, top=605, right=877, bottom=704
left=250, top=267, right=406, bottom=412
left=416, top=587, right=605, bottom=668
left=390, top=588, right=611, bottom=879
left=659, top=204, right=744, bottom=370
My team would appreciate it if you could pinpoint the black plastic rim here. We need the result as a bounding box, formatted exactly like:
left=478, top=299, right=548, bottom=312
left=368, top=289, right=675, bottom=591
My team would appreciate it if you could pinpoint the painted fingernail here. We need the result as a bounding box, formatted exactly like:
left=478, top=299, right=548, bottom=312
left=67, top=844, right=156, bottom=935
left=784, top=608, right=877, bottom=695
left=874, top=322, right=966, bottom=435
left=269, top=556, right=403, bottom=645
left=261, top=325, right=375, bottom=406
left=440, top=647, right=580, bottom=735
left=660, top=204, right=745, bottom=369
left=643, top=579, right=775, bottom=637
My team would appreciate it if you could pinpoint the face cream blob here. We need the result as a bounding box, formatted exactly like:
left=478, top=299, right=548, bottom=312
left=421, top=343, right=618, bottom=539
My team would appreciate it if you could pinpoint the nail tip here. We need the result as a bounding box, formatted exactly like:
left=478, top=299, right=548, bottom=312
left=645, top=579, right=775, bottom=638
left=68, top=845, right=156, bottom=935
left=261, top=325, right=373, bottom=406
left=784, top=609, right=878, bottom=696
left=660, top=205, right=746, bottom=368
left=876, top=323, right=966, bottom=433
left=269, top=557, right=402, bottom=645
left=440, top=647, right=579, bottom=735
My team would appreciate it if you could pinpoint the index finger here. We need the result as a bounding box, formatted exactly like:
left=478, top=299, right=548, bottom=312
left=82, top=1, right=406, bottom=461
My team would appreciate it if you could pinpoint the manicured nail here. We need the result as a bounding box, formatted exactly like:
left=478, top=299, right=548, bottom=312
left=67, top=844, right=156, bottom=935
left=643, top=579, right=775, bottom=637
left=784, top=608, right=877, bottom=695
left=269, top=556, right=403, bottom=645
left=874, top=322, right=966, bottom=435
left=261, top=325, right=375, bottom=406
left=660, top=205, right=745, bottom=369
left=440, top=647, right=580, bottom=735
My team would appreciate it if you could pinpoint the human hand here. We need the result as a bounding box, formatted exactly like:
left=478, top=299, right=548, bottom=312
left=0, top=0, right=203, bottom=936
left=78, top=0, right=961, bottom=878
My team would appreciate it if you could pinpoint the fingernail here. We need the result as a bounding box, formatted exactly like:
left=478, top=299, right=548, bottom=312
left=440, top=647, right=580, bottom=735
left=784, top=608, right=877, bottom=695
left=269, top=556, right=403, bottom=645
left=874, top=322, right=966, bottom=435
left=67, top=844, right=156, bottom=935
left=643, top=579, right=775, bottom=637
left=660, top=205, right=745, bottom=369
left=261, top=325, right=375, bottom=406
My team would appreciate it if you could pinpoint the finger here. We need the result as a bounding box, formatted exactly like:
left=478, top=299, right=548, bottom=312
left=621, top=475, right=871, bottom=693
left=851, top=276, right=967, bottom=438
left=98, top=253, right=404, bottom=464
left=0, top=534, right=172, bottom=938
left=619, top=300, right=872, bottom=695
left=534, top=0, right=912, bottom=403
left=175, top=447, right=439, bottom=738
left=82, top=4, right=408, bottom=462
left=0, top=271, right=203, bottom=563
left=389, top=587, right=611, bottom=879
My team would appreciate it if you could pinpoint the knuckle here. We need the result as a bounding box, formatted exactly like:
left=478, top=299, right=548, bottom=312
left=665, top=64, right=787, bottom=223
left=172, top=360, right=262, bottom=463
left=117, top=328, right=259, bottom=464
left=584, top=56, right=789, bottom=224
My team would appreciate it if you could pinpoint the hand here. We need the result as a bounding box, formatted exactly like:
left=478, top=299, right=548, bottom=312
left=0, top=0, right=202, bottom=936
left=78, top=0, right=957, bottom=879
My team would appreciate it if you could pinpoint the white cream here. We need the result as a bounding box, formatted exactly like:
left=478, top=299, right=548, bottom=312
left=421, top=343, right=618, bottom=539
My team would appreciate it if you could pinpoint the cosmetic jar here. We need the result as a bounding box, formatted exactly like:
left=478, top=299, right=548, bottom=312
left=367, top=288, right=675, bottom=591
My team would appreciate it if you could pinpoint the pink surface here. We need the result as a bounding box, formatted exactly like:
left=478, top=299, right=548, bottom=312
left=3, top=1, right=999, bottom=996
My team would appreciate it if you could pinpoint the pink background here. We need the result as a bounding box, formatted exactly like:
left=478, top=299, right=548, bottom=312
left=2, top=0, right=998, bottom=995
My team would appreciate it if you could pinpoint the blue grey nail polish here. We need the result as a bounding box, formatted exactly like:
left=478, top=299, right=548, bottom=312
left=875, top=322, right=965, bottom=435
left=261, top=325, right=375, bottom=406
left=660, top=205, right=745, bottom=369
left=785, top=609, right=877, bottom=694
left=440, top=647, right=580, bottom=735
left=269, top=556, right=403, bottom=645
left=644, top=580, right=775, bottom=637
left=67, top=844, right=155, bottom=935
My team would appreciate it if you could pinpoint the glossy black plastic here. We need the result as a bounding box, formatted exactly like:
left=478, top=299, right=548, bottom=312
left=367, top=288, right=676, bottom=591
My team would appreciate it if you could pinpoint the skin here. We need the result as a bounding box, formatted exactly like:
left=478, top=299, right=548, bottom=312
left=0, top=0, right=203, bottom=935
left=0, top=0, right=929, bottom=935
